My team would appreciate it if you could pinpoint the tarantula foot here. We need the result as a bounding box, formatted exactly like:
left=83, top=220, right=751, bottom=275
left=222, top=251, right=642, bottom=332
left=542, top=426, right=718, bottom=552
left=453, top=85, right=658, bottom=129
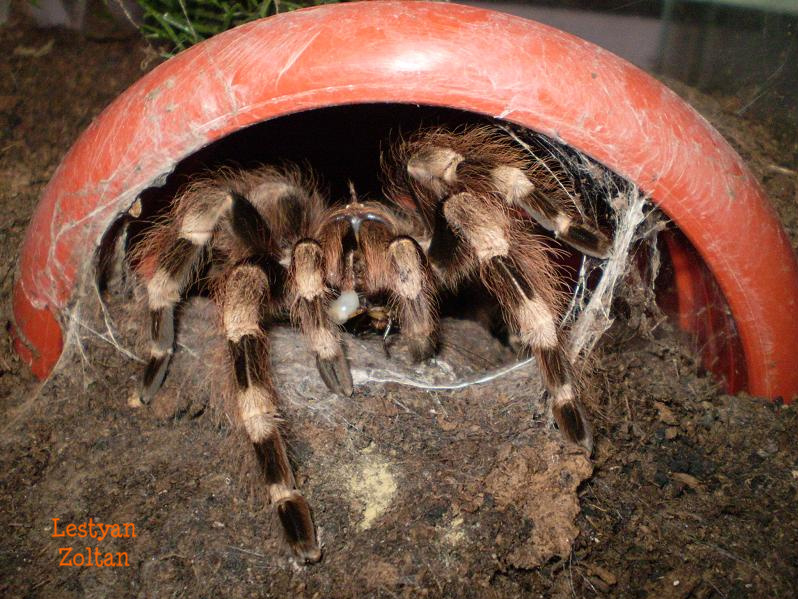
left=556, top=222, right=611, bottom=260
left=127, top=390, right=145, bottom=409
left=408, top=337, right=437, bottom=363
left=316, top=353, right=354, bottom=397
left=552, top=390, right=594, bottom=455
left=138, top=352, right=172, bottom=405
left=277, top=492, right=322, bottom=564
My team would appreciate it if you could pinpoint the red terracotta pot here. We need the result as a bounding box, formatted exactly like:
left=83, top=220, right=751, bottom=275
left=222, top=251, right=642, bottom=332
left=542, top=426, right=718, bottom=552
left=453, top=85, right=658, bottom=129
left=12, top=1, right=798, bottom=400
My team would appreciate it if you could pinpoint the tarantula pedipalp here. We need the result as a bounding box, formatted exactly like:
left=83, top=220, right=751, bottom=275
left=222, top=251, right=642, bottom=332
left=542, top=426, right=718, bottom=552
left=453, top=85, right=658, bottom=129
left=130, top=125, right=610, bottom=564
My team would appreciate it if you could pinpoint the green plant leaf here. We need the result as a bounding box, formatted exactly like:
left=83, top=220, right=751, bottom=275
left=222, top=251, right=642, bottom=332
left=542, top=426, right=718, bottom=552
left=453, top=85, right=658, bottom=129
left=135, top=0, right=346, bottom=57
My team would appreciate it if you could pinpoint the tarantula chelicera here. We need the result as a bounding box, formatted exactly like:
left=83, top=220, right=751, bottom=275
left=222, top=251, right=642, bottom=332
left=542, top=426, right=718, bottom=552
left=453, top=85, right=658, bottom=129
left=130, top=126, right=610, bottom=563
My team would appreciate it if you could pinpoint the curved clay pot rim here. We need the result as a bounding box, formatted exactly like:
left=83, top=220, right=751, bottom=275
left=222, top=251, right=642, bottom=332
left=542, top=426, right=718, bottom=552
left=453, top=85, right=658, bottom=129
left=12, top=1, right=798, bottom=400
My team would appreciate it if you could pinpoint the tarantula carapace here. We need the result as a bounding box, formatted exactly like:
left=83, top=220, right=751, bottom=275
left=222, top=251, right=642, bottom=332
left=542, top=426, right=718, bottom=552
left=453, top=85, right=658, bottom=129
left=131, top=125, right=610, bottom=563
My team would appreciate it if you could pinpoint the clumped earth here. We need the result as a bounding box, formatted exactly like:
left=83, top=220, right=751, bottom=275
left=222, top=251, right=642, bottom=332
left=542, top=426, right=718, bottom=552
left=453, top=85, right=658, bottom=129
left=1, top=9, right=797, bottom=599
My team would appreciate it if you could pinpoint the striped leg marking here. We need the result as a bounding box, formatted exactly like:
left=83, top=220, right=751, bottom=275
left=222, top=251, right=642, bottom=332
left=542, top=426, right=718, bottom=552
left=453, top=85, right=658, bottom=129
left=140, top=238, right=203, bottom=404
left=493, top=258, right=592, bottom=452
left=386, top=236, right=438, bottom=361
left=403, top=140, right=610, bottom=260
left=444, top=192, right=593, bottom=453
left=139, top=193, right=233, bottom=403
left=291, top=239, right=353, bottom=397
left=224, top=262, right=321, bottom=563
left=491, top=165, right=610, bottom=259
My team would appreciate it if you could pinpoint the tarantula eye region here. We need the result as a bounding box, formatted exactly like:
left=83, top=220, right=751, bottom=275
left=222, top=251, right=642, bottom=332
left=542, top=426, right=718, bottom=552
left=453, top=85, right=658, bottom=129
left=328, top=289, right=361, bottom=325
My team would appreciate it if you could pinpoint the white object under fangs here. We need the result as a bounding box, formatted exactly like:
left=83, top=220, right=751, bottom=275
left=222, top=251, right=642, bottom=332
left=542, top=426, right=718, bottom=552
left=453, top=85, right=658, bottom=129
left=328, top=289, right=360, bottom=325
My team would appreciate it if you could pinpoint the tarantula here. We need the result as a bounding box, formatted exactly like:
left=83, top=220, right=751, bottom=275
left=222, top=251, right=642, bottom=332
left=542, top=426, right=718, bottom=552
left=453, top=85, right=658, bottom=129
left=130, top=126, right=610, bottom=563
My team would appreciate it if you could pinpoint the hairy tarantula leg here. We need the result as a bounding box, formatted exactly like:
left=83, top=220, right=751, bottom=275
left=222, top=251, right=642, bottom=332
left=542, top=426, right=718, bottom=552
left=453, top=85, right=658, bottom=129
left=140, top=301, right=176, bottom=403
left=140, top=195, right=233, bottom=403
left=443, top=192, right=593, bottom=453
left=406, top=145, right=464, bottom=199
left=290, top=239, right=353, bottom=397
left=229, top=191, right=278, bottom=256
left=223, top=261, right=321, bottom=563
left=386, top=236, right=439, bottom=361
left=141, top=241, right=200, bottom=404
left=405, top=143, right=610, bottom=259
left=490, top=166, right=610, bottom=259
left=355, top=219, right=438, bottom=361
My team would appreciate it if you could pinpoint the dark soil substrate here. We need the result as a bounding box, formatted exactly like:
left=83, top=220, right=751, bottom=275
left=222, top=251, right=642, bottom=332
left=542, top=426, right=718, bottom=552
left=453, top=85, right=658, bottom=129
left=2, top=9, right=797, bottom=599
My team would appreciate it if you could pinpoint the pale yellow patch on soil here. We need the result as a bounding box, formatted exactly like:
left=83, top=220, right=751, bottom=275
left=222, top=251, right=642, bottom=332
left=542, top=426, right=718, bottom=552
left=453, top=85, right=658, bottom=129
left=347, top=445, right=398, bottom=531
left=442, top=515, right=466, bottom=546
